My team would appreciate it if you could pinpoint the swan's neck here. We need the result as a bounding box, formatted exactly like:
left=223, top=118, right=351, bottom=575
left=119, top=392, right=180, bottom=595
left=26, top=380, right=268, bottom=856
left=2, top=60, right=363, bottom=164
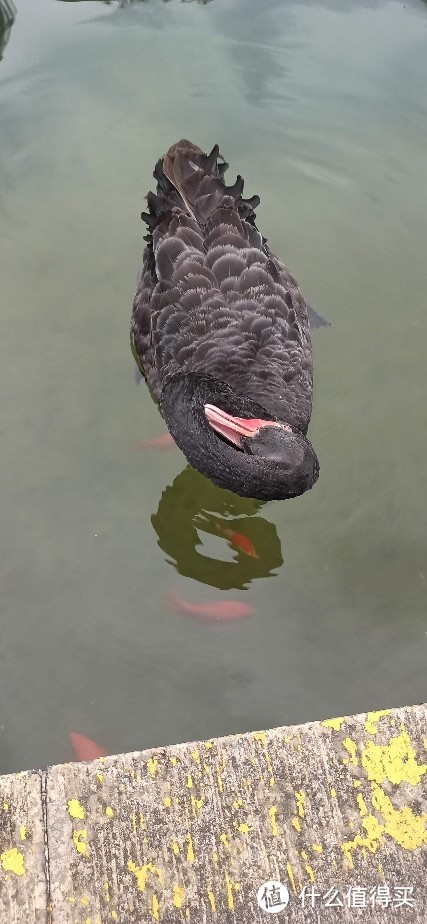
left=160, top=372, right=318, bottom=500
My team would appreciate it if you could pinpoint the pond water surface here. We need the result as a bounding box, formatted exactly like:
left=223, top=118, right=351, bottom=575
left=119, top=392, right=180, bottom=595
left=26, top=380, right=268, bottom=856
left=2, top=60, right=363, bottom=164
left=0, top=0, right=426, bottom=774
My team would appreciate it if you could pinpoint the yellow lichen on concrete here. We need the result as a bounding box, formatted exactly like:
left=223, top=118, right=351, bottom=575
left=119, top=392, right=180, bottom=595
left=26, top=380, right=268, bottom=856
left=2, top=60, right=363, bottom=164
left=364, top=710, right=391, bottom=735
left=146, top=759, right=158, bottom=778
left=342, top=738, right=358, bottom=765
left=322, top=717, right=345, bottom=731
left=286, top=861, right=297, bottom=894
left=191, top=797, right=203, bottom=816
left=295, top=790, right=305, bottom=817
left=304, top=863, right=315, bottom=882
left=127, top=861, right=163, bottom=892
left=268, top=805, right=278, bottom=835
left=356, top=792, right=368, bottom=816
left=361, top=727, right=427, bottom=786
left=0, top=847, right=26, bottom=876
left=207, top=889, right=216, bottom=911
left=337, top=717, right=427, bottom=869
left=253, top=731, right=275, bottom=786
left=172, top=884, right=185, bottom=908
left=185, top=833, right=195, bottom=863
left=253, top=732, right=267, bottom=745
left=72, top=830, right=88, bottom=855
left=371, top=785, right=427, bottom=849
left=151, top=893, right=159, bottom=920
left=68, top=799, right=85, bottom=820
left=341, top=812, right=385, bottom=867
left=224, top=871, right=234, bottom=910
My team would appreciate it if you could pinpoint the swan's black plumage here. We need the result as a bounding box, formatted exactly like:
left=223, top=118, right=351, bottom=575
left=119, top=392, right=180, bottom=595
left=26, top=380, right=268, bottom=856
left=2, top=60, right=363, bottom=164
left=131, top=139, right=320, bottom=500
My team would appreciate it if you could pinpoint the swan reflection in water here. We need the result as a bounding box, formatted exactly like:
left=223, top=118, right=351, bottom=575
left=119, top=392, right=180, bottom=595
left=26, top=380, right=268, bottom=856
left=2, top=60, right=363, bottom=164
left=151, top=465, right=283, bottom=592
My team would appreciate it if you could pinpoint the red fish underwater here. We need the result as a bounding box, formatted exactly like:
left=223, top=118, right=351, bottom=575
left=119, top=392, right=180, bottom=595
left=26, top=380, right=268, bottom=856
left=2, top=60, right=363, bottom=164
left=215, top=523, right=258, bottom=558
left=69, top=732, right=107, bottom=762
left=132, top=433, right=175, bottom=450
left=167, top=592, right=253, bottom=622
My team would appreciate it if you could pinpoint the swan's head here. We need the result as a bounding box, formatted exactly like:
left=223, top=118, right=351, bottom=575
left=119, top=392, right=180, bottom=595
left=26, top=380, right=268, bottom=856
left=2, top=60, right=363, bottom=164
left=161, top=373, right=319, bottom=501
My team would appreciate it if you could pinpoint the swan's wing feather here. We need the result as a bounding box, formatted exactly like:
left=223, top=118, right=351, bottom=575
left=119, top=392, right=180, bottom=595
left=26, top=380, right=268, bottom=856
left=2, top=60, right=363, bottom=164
left=131, top=141, right=314, bottom=429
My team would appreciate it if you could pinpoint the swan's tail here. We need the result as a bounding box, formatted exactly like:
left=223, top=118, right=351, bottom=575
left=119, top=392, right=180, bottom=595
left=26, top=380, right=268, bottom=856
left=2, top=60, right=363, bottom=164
left=141, top=139, right=261, bottom=236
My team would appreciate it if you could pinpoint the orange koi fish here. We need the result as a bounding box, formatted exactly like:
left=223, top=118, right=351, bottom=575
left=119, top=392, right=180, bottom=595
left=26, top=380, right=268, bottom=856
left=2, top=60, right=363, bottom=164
left=167, top=592, right=253, bottom=622
left=132, top=432, right=176, bottom=450
left=69, top=732, right=107, bottom=762
left=215, top=523, right=258, bottom=558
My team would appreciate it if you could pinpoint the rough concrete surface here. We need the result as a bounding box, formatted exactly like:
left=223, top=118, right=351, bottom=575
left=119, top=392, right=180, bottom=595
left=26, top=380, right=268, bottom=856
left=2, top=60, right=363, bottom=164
left=0, top=769, right=47, bottom=923
left=1, top=705, right=427, bottom=923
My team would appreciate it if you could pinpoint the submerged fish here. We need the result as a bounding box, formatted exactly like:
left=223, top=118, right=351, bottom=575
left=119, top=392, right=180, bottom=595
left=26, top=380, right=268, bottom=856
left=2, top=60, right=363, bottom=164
left=132, top=433, right=176, bottom=450
left=167, top=591, right=253, bottom=622
left=215, top=523, right=258, bottom=558
left=69, top=732, right=107, bottom=762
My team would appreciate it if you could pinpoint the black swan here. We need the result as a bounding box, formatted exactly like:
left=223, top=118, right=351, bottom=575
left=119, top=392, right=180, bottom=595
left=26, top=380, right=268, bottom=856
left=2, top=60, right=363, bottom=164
left=131, top=139, right=320, bottom=501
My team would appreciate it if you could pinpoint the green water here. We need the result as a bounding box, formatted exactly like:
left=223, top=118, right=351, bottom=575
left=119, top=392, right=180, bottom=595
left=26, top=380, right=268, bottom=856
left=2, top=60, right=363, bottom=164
left=0, top=0, right=426, bottom=774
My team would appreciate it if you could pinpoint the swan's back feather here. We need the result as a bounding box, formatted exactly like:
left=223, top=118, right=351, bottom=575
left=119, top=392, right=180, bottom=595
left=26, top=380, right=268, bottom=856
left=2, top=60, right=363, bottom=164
left=132, top=140, right=313, bottom=431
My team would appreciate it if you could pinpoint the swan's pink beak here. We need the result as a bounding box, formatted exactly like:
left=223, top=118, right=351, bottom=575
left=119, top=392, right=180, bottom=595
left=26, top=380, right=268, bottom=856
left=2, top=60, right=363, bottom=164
left=204, top=404, right=291, bottom=448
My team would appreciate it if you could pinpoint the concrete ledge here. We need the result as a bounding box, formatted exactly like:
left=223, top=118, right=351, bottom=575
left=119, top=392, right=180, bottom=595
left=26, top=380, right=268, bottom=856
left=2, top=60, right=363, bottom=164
left=1, top=704, right=427, bottom=922
left=0, top=769, right=47, bottom=922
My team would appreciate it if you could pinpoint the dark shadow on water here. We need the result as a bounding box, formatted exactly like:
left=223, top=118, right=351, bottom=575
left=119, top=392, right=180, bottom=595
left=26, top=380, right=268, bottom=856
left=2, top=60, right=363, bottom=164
left=0, top=0, right=16, bottom=64
left=151, top=466, right=283, bottom=590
